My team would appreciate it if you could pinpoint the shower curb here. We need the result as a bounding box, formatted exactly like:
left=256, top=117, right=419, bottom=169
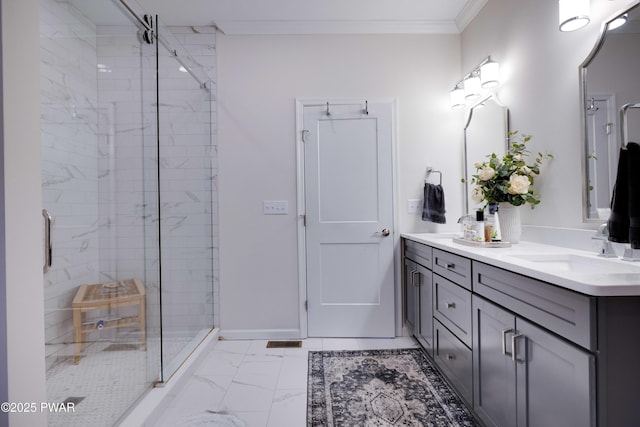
left=115, top=328, right=220, bottom=427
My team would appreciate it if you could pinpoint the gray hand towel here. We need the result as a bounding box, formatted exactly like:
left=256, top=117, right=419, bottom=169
left=608, top=146, right=629, bottom=243
left=422, top=183, right=446, bottom=224
left=627, top=142, right=640, bottom=248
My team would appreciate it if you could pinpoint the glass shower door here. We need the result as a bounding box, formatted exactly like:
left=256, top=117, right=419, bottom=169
left=40, top=0, right=161, bottom=425
left=155, top=19, right=215, bottom=380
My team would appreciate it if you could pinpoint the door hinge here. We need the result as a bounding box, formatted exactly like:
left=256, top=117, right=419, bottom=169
left=301, top=129, right=309, bottom=142
left=304, top=300, right=308, bottom=312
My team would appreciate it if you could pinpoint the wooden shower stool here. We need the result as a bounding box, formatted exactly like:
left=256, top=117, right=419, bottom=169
left=72, top=278, right=146, bottom=364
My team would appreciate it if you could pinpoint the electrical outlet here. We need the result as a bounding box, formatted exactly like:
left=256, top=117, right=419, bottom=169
left=407, top=199, right=421, bottom=214
left=263, top=200, right=289, bottom=215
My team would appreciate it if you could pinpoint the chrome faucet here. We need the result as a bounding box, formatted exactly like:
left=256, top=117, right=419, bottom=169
left=592, top=224, right=617, bottom=258
left=457, top=215, right=474, bottom=223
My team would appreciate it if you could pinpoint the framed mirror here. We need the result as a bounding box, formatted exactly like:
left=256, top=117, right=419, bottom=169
left=581, top=0, right=640, bottom=221
left=463, top=95, right=509, bottom=214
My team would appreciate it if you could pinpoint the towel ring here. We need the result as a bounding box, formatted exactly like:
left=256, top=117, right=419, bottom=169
left=425, top=167, right=442, bottom=185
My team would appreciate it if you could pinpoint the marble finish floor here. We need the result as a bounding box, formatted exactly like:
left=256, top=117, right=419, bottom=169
left=156, top=337, right=420, bottom=427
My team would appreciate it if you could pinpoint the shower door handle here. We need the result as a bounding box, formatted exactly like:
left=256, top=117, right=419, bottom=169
left=42, top=209, right=52, bottom=273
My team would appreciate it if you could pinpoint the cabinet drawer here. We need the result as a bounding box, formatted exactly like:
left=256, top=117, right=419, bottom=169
left=433, top=249, right=472, bottom=290
left=434, top=274, right=472, bottom=347
left=473, top=261, right=596, bottom=350
left=404, top=239, right=432, bottom=269
left=434, top=319, right=473, bottom=405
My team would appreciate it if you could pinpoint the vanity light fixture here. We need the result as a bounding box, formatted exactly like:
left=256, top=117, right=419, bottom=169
left=559, top=0, right=590, bottom=32
left=464, top=72, right=482, bottom=101
left=480, top=60, right=500, bottom=88
left=449, top=56, right=500, bottom=110
left=608, top=13, right=628, bottom=30
left=450, top=84, right=466, bottom=110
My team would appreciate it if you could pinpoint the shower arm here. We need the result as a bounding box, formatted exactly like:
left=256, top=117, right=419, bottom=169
left=619, top=102, right=640, bottom=148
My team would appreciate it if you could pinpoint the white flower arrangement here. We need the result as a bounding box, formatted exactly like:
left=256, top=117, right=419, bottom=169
left=468, top=131, right=553, bottom=208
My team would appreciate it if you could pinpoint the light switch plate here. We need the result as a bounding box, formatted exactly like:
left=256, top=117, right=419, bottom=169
left=263, top=200, right=289, bottom=215
left=407, top=199, right=421, bottom=214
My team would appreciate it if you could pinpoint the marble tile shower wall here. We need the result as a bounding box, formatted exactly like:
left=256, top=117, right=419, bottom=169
left=95, top=24, right=219, bottom=341
left=155, top=26, right=218, bottom=336
left=40, top=0, right=219, bottom=368
left=40, top=0, right=101, bottom=367
left=96, top=25, right=160, bottom=336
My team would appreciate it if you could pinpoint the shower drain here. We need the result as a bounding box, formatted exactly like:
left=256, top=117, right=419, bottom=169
left=62, top=396, right=85, bottom=407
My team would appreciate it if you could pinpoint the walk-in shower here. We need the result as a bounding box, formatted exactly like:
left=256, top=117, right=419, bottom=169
left=40, top=0, right=217, bottom=424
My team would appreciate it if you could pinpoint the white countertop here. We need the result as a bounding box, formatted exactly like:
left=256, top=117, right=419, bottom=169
left=402, top=232, right=640, bottom=297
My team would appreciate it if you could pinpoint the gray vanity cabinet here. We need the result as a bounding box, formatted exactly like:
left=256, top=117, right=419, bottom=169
left=403, top=257, right=420, bottom=334
left=432, top=249, right=473, bottom=404
left=472, top=296, right=516, bottom=426
left=473, top=295, right=595, bottom=427
left=403, top=241, right=434, bottom=354
left=402, top=235, right=640, bottom=426
left=515, top=317, right=595, bottom=427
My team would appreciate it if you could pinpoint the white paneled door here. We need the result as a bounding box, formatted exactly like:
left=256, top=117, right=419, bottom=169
left=302, top=100, right=395, bottom=337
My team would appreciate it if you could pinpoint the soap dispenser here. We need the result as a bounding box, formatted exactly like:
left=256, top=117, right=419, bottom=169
left=475, top=210, right=485, bottom=242
left=488, top=204, right=502, bottom=242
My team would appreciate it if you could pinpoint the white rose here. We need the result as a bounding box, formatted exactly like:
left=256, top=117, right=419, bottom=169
left=474, top=161, right=484, bottom=169
left=508, top=174, right=530, bottom=194
left=471, top=186, right=484, bottom=204
left=478, top=167, right=495, bottom=181
left=519, top=165, right=532, bottom=175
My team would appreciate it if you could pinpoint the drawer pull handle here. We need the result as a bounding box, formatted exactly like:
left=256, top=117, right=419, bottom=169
left=512, top=333, right=525, bottom=364
left=411, top=270, right=420, bottom=286
left=445, top=263, right=455, bottom=270
left=446, top=302, right=456, bottom=309
left=446, top=353, right=456, bottom=361
left=501, top=328, right=514, bottom=357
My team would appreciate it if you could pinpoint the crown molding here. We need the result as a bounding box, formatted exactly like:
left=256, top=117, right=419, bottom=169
left=213, top=19, right=461, bottom=35
left=456, top=0, right=488, bottom=32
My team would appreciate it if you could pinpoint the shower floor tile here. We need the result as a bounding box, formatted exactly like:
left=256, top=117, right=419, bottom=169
left=46, top=340, right=150, bottom=427
left=45, top=335, right=198, bottom=427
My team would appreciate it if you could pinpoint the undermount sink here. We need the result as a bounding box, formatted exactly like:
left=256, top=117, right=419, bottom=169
left=506, top=253, right=640, bottom=275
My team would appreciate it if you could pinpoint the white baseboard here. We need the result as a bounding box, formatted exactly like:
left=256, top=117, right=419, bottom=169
left=218, top=328, right=302, bottom=340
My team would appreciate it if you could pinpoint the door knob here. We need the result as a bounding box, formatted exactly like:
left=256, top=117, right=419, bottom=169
left=381, top=228, right=390, bottom=236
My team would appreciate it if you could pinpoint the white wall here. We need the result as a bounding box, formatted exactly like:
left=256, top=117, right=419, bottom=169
left=461, top=0, right=628, bottom=228
left=2, top=0, right=48, bottom=425
left=217, top=34, right=462, bottom=337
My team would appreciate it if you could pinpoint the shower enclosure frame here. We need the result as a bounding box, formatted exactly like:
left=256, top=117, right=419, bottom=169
left=40, top=0, right=217, bottom=424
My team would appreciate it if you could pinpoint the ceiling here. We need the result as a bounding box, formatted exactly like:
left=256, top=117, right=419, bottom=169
left=132, top=0, right=488, bottom=34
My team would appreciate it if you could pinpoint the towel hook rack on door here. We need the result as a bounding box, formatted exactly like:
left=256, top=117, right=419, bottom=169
left=425, top=166, right=442, bottom=185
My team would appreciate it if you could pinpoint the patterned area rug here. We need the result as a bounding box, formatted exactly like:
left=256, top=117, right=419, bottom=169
left=307, top=348, right=479, bottom=426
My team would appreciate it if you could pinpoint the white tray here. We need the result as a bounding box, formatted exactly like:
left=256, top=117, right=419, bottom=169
left=452, top=237, right=511, bottom=248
